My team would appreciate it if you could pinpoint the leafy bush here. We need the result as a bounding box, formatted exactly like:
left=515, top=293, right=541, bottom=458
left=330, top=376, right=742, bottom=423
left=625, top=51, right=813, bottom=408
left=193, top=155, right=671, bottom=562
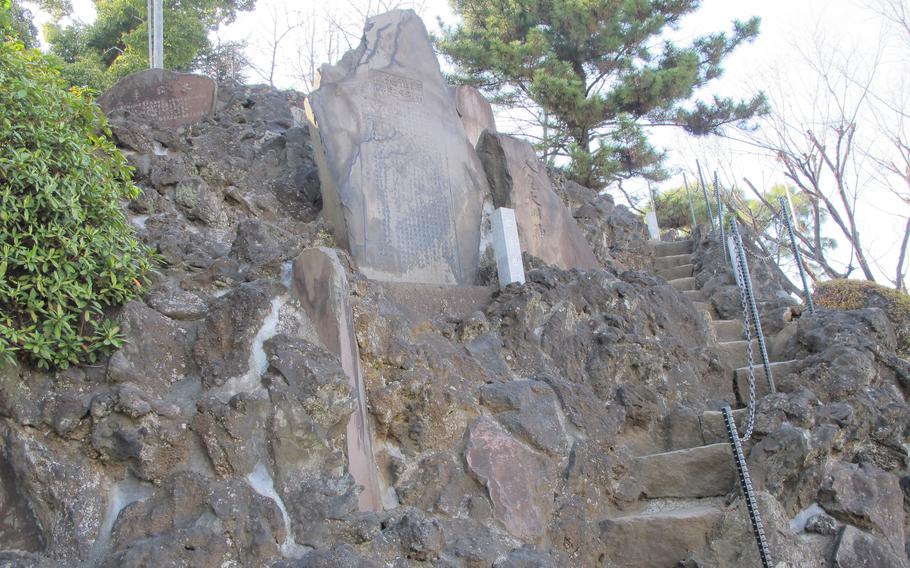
left=814, top=279, right=910, bottom=358
left=0, top=40, right=152, bottom=369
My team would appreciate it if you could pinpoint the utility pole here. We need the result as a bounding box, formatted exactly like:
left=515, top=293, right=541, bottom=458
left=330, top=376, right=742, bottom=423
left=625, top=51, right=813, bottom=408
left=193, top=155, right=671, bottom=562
left=152, top=0, right=164, bottom=69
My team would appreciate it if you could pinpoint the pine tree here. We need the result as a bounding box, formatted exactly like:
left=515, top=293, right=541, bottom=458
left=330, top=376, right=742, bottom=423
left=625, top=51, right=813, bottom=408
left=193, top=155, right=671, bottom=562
left=439, top=1, right=766, bottom=189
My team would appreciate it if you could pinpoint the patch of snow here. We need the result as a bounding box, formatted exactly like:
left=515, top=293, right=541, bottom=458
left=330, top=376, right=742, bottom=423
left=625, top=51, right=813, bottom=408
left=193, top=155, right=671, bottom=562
left=152, top=141, right=169, bottom=156
left=129, top=215, right=148, bottom=230
left=92, top=476, right=154, bottom=559
left=789, top=502, right=825, bottom=533
left=280, top=261, right=294, bottom=289
left=246, top=462, right=310, bottom=559
left=212, top=296, right=285, bottom=401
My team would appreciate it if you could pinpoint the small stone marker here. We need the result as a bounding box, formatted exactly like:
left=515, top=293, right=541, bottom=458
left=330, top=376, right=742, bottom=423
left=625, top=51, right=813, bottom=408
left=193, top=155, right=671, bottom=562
left=98, top=69, right=216, bottom=128
left=646, top=211, right=661, bottom=241
left=476, top=131, right=599, bottom=270
left=491, top=207, right=525, bottom=287
left=453, top=85, right=497, bottom=147
left=305, top=10, right=487, bottom=285
left=291, top=248, right=382, bottom=512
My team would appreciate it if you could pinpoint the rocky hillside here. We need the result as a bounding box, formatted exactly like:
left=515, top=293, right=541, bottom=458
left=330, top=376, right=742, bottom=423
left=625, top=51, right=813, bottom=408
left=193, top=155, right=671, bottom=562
left=1, top=81, right=909, bottom=568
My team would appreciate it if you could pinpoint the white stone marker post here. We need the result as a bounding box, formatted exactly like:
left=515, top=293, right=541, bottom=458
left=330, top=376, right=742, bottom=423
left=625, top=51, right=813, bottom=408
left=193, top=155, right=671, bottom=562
left=491, top=207, right=526, bottom=288
left=645, top=211, right=661, bottom=241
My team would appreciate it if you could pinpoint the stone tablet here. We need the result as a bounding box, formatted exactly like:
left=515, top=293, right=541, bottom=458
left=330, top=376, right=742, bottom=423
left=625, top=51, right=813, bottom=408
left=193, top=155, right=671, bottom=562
left=476, top=131, right=599, bottom=270
left=291, top=248, right=382, bottom=512
left=98, top=69, right=216, bottom=128
left=491, top=207, right=525, bottom=287
left=454, top=85, right=497, bottom=147
left=305, top=10, right=487, bottom=285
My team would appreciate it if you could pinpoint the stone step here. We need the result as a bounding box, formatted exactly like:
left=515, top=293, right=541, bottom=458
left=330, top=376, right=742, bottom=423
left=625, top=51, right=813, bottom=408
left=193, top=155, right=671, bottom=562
left=653, top=253, right=693, bottom=271
left=669, top=276, right=698, bottom=292
left=711, top=319, right=744, bottom=342
left=700, top=408, right=748, bottom=445
left=692, top=301, right=717, bottom=319
left=652, top=240, right=694, bottom=257
left=715, top=339, right=782, bottom=369
left=598, top=505, right=724, bottom=568
left=734, top=359, right=802, bottom=404
left=635, top=443, right=735, bottom=499
left=656, top=263, right=694, bottom=281
left=683, top=289, right=706, bottom=302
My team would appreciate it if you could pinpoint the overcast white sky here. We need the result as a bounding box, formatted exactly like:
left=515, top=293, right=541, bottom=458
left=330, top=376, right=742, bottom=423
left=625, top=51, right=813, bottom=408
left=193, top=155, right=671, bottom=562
left=63, top=0, right=910, bottom=285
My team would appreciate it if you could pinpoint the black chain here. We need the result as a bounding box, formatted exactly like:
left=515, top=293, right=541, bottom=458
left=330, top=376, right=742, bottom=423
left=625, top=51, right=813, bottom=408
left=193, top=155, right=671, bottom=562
left=723, top=406, right=774, bottom=568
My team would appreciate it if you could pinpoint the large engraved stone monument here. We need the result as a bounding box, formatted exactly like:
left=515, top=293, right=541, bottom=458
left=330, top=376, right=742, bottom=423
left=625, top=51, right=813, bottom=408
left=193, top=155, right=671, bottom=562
left=477, top=132, right=599, bottom=270
left=305, top=10, right=487, bottom=285
left=98, top=69, right=216, bottom=128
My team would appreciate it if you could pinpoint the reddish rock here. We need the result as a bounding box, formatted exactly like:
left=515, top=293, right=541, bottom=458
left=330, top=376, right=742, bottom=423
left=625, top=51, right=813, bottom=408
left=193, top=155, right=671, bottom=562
left=465, top=417, right=553, bottom=540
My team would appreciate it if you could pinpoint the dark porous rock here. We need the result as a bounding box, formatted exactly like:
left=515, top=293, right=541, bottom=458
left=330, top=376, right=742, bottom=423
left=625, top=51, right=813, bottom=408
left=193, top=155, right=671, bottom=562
left=263, top=335, right=354, bottom=487
left=438, top=517, right=515, bottom=568
left=395, top=451, right=487, bottom=518
left=144, top=280, right=209, bottom=320
left=0, top=423, right=107, bottom=563
left=193, top=392, right=270, bottom=478
left=0, top=551, right=61, bottom=568
left=194, top=279, right=285, bottom=387
left=832, top=525, right=908, bottom=568
left=230, top=218, right=304, bottom=278
left=818, top=462, right=906, bottom=554
left=806, top=513, right=839, bottom=535
left=465, top=417, right=554, bottom=540
left=175, top=176, right=227, bottom=227
left=479, top=379, right=568, bottom=456
left=107, top=301, right=193, bottom=391
left=107, top=472, right=285, bottom=567
left=276, top=544, right=382, bottom=568
left=280, top=473, right=370, bottom=549
left=378, top=507, right=445, bottom=562
left=90, top=383, right=188, bottom=482
left=494, top=545, right=568, bottom=567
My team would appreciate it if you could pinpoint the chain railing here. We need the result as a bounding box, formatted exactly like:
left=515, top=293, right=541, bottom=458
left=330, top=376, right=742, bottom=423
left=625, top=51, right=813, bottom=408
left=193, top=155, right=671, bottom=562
left=723, top=406, right=775, bottom=568
left=778, top=197, right=816, bottom=315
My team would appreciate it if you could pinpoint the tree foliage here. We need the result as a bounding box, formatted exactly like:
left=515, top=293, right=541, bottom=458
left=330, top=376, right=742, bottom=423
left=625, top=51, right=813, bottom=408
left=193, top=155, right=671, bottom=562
left=43, top=0, right=255, bottom=90
left=439, top=0, right=767, bottom=189
left=0, top=39, right=152, bottom=369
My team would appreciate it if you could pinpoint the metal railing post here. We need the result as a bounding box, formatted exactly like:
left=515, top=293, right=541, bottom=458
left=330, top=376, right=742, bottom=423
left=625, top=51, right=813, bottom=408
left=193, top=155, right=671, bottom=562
left=778, top=197, right=816, bottom=314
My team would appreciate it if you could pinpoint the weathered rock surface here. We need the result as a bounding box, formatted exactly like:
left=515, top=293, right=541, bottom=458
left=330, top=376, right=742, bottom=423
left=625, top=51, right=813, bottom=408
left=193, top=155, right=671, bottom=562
left=477, top=131, right=599, bottom=270
left=3, top=11, right=910, bottom=568
left=454, top=85, right=496, bottom=146
left=465, top=417, right=554, bottom=540
left=98, top=69, right=216, bottom=128
left=306, top=9, right=487, bottom=285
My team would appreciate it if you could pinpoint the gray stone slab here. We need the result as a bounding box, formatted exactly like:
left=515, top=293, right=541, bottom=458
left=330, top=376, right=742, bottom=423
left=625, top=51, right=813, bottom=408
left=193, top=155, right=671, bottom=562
left=645, top=211, right=661, bottom=241
left=491, top=207, right=525, bottom=287
left=476, top=131, right=598, bottom=270
left=305, top=10, right=487, bottom=285
left=99, top=69, right=216, bottom=128
left=454, top=85, right=496, bottom=146
left=291, top=248, right=382, bottom=511
left=372, top=281, right=494, bottom=322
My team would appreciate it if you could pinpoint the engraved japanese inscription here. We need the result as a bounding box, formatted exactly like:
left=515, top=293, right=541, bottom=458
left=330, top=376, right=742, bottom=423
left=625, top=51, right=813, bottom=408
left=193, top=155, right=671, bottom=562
left=306, top=9, right=487, bottom=284
left=99, top=69, right=217, bottom=128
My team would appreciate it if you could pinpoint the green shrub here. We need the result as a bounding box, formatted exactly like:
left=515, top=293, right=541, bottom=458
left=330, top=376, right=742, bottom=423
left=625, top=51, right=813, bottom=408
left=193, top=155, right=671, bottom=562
left=814, top=279, right=910, bottom=358
left=0, top=40, right=152, bottom=369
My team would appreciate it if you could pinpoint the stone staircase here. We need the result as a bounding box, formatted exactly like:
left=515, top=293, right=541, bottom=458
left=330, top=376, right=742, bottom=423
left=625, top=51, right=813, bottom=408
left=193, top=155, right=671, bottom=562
left=596, top=239, right=796, bottom=566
